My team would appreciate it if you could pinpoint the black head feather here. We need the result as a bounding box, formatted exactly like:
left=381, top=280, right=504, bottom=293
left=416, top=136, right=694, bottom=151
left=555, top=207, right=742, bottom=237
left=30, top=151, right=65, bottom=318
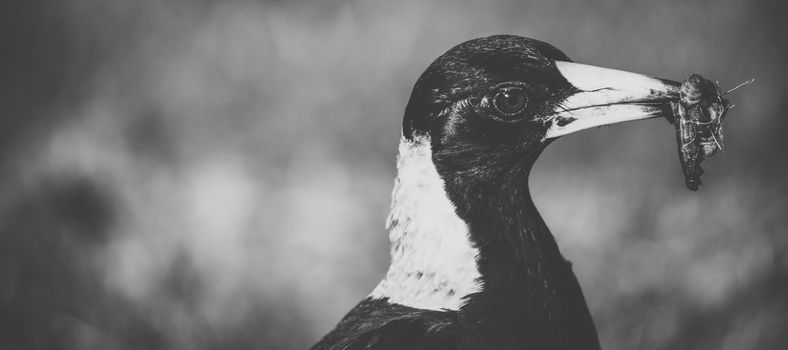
left=402, top=36, right=581, bottom=211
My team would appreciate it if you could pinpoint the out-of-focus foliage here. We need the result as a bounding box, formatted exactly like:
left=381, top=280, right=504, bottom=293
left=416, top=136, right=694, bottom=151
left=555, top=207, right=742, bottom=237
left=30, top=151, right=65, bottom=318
left=0, top=0, right=785, bottom=349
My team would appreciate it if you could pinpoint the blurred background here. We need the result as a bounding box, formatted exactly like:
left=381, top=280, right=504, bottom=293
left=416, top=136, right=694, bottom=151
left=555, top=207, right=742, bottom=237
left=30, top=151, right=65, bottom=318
left=1, top=0, right=786, bottom=349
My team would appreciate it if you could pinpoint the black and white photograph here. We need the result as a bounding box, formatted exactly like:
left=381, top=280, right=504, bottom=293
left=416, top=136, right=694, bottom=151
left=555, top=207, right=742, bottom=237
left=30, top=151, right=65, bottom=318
left=1, top=0, right=786, bottom=349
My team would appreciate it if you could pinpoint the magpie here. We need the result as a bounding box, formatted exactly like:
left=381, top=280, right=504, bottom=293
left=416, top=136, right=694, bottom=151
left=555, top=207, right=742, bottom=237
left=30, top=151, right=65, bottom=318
left=312, top=35, right=680, bottom=350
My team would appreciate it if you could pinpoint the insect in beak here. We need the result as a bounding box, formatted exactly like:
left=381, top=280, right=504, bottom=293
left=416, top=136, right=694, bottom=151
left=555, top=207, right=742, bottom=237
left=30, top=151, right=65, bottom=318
left=670, top=74, right=754, bottom=191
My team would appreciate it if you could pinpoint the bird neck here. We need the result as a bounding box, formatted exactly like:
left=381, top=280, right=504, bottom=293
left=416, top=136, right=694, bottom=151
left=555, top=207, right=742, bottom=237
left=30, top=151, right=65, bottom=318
left=460, top=182, right=582, bottom=327
left=370, top=135, right=599, bottom=348
left=440, top=150, right=600, bottom=348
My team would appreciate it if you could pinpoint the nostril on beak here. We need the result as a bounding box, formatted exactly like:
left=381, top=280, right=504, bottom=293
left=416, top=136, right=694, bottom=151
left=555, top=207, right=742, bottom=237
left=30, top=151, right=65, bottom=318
left=555, top=116, right=576, bottom=127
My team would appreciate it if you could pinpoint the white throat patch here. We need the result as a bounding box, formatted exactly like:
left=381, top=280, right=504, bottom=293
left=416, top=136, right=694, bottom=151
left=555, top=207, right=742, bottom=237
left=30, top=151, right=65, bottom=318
left=369, top=135, right=482, bottom=311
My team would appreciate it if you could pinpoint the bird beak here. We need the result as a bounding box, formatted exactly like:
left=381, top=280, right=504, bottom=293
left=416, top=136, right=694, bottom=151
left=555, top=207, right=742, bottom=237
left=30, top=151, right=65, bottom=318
left=543, top=61, right=680, bottom=139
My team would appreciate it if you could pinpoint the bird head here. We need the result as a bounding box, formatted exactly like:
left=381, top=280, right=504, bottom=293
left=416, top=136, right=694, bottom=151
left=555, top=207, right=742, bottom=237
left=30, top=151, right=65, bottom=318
left=372, top=35, right=681, bottom=315
left=402, top=35, right=679, bottom=199
left=319, top=35, right=684, bottom=348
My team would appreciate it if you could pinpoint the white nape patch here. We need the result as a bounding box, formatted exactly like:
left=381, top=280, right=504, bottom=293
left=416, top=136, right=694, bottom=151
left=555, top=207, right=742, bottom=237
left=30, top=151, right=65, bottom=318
left=369, top=135, right=482, bottom=311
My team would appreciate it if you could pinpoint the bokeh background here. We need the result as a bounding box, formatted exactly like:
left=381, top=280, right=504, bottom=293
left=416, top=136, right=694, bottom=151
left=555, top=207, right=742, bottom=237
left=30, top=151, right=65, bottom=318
left=1, top=0, right=786, bottom=349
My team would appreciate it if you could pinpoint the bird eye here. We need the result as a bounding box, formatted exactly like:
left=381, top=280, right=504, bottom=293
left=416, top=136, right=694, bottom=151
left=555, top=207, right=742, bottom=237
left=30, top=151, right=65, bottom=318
left=492, top=86, right=528, bottom=117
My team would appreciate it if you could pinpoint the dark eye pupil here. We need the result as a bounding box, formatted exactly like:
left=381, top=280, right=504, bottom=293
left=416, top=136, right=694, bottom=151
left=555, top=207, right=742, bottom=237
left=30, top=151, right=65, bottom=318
left=494, top=88, right=527, bottom=115
left=506, top=94, right=521, bottom=107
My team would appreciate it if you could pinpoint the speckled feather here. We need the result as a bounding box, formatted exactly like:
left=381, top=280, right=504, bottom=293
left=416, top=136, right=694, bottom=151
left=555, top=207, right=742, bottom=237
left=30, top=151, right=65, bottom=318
left=369, top=135, right=482, bottom=311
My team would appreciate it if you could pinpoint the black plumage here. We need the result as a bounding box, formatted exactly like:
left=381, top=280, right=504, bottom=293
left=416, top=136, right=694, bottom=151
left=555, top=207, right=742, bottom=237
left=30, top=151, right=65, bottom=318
left=313, top=35, right=679, bottom=350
